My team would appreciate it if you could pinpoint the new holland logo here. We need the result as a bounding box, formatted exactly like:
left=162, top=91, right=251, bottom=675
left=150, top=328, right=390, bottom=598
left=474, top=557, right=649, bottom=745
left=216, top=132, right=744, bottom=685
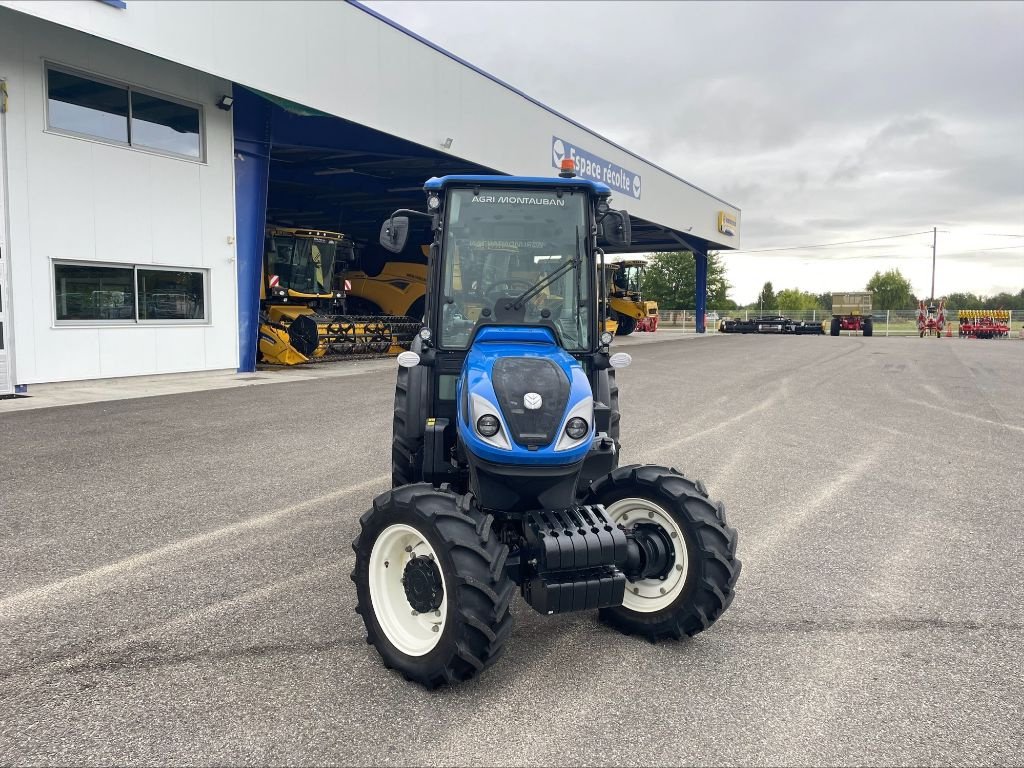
left=523, top=392, right=543, bottom=410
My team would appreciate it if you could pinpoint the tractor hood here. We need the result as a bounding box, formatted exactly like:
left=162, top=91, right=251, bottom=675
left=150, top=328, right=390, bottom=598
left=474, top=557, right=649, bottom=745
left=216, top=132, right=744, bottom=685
left=457, top=326, right=594, bottom=466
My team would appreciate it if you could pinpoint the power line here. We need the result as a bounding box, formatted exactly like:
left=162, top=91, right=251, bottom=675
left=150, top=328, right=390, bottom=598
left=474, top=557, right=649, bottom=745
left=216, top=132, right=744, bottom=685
left=727, top=231, right=934, bottom=254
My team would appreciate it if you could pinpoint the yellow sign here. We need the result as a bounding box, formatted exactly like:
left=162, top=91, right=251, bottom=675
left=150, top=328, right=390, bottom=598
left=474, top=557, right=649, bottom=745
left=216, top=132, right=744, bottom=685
left=718, top=211, right=737, bottom=237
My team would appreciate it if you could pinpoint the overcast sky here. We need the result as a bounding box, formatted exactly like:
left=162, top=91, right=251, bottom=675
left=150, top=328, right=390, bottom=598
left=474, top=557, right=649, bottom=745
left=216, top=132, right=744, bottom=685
left=367, top=0, right=1024, bottom=304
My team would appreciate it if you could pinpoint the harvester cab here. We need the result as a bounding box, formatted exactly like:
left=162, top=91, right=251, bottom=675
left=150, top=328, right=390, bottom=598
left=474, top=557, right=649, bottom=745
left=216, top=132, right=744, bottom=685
left=351, top=162, right=741, bottom=688
left=258, top=227, right=419, bottom=365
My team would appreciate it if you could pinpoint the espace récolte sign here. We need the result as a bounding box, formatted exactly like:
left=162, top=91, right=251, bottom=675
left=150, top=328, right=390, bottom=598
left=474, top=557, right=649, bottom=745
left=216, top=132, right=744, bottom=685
left=551, top=137, right=642, bottom=200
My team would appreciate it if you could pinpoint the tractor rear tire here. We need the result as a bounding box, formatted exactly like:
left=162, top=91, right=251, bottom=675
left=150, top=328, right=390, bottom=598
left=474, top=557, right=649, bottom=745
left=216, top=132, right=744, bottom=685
left=863, top=318, right=873, bottom=337
left=392, top=354, right=427, bottom=487
left=615, top=314, right=637, bottom=336
left=830, top=318, right=840, bottom=336
left=585, top=465, right=741, bottom=641
left=352, top=485, right=515, bottom=688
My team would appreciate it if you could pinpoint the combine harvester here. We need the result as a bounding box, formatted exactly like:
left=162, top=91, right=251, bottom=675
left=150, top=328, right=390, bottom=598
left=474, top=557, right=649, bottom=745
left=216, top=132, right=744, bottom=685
left=916, top=299, right=947, bottom=339
left=258, top=227, right=420, bottom=365
left=603, top=255, right=659, bottom=335
left=718, top=314, right=824, bottom=335
left=830, top=292, right=873, bottom=336
left=958, top=309, right=1010, bottom=339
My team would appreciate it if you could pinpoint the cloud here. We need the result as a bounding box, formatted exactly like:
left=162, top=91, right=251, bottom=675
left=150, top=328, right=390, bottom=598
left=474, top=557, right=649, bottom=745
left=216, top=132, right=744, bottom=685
left=366, top=0, right=1024, bottom=300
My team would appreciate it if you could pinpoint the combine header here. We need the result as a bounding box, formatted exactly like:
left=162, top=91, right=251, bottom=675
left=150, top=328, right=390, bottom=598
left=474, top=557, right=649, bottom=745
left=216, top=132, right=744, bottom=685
left=958, top=309, right=1010, bottom=339
left=718, top=315, right=824, bottom=334
left=258, top=227, right=420, bottom=365
left=830, top=292, right=874, bottom=336
left=916, top=299, right=946, bottom=338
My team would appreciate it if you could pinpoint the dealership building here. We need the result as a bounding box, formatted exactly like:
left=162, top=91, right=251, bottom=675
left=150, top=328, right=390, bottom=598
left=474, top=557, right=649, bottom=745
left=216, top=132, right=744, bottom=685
left=0, top=0, right=741, bottom=397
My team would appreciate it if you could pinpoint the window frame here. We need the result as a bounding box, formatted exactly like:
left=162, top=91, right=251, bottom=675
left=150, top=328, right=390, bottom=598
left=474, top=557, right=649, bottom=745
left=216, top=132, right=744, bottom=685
left=52, top=259, right=210, bottom=327
left=44, top=62, right=207, bottom=163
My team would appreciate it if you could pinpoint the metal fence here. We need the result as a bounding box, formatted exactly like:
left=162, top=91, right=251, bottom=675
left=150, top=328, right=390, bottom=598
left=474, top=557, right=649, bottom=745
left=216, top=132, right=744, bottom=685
left=657, top=309, right=1019, bottom=337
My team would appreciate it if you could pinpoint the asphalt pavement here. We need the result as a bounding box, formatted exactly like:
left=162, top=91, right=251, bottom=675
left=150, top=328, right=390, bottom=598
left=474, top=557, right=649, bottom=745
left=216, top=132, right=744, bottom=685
left=1, top=333, right=1022, bottom=766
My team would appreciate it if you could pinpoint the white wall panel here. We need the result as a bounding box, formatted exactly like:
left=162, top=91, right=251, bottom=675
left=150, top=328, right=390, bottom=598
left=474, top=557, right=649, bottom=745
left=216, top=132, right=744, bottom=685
left=0, top=0, right=741, bottom=247
left=0, top=9, right=238, bottom=384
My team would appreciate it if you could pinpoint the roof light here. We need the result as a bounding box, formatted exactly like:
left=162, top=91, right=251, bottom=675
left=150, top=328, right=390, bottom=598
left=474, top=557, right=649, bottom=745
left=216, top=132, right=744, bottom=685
left=559, top=158, right=576, bottom=178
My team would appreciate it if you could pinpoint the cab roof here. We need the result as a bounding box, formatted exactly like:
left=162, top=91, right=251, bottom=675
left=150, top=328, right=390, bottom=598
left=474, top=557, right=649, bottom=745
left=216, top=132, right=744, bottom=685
left=424, top=174, right=612, bottom=196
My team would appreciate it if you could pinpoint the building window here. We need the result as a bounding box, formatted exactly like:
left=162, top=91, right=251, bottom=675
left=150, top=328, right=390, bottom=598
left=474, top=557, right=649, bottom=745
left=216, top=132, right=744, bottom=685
left=47, top=69, right=130, bottom=145
left=54, top=262, right=208, bottom=324
left=45, top=65, right=204, bottom=161
left=131, top=92, right=201, bottom=158
left=54, top=263, right=135, bottom=321
left=137, top=269, right=205, bottom=321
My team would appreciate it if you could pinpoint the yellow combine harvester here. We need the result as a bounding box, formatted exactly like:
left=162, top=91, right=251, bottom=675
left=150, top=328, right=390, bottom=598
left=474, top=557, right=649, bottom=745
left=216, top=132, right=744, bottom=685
left=602, top=255, right=659, bottom=335
left=258, top=227, right=420, bottom=365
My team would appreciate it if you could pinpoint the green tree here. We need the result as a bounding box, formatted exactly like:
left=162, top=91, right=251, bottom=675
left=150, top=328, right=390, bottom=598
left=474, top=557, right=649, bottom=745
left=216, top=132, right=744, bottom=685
left=866, top=269, right=915, bottom=309
left=776, top=288, right=825, bottom=310
left=944, top=292, right=981, bottom=310
left=756, top=281, right=776, bottom=312
left=641, top=251, right=731, bottom=310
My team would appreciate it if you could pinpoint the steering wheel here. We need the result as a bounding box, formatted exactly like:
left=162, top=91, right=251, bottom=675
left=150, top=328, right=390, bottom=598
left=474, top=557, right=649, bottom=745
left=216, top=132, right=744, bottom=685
left=479, top=279, right=536, bottom=302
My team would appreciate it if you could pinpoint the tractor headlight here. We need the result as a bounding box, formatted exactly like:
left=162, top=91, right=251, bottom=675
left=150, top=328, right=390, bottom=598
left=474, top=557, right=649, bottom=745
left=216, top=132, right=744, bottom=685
left=565, top=417, right=588, bottom=440
left=477, top=414, right=500, bottom=437
left=600, top=330, right=614, bottom=347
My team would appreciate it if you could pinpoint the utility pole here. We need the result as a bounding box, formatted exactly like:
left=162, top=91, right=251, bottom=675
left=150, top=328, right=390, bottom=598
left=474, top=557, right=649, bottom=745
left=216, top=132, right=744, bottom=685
left=930, top=226, right=937, bottom=301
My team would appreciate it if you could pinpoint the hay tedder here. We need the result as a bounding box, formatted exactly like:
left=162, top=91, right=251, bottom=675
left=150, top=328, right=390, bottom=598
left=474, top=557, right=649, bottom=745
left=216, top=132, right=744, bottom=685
left=958, top=309, right=1010, bottom=339
left=350, top=162, right=740, bottom=687
left=258, top=227, right=420, bottom=365
left=916, top=299, right=946, bottom=338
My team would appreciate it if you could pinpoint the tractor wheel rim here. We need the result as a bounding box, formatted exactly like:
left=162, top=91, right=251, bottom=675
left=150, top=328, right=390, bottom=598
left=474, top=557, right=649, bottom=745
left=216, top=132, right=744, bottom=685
left=605, top=497, right=689, bottom=613
left=369, top=523, right=447, bottom=656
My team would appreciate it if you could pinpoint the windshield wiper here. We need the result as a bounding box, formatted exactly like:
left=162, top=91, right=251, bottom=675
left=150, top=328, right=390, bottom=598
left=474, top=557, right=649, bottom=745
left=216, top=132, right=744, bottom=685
left=505, top=256, right=578, bottom=311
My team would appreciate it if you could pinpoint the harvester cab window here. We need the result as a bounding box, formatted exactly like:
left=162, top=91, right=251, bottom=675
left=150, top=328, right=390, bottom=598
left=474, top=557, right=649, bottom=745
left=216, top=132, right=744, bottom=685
left=439, top=187, right=589, bottom=350
left=269, top=236, right=337, bottom=295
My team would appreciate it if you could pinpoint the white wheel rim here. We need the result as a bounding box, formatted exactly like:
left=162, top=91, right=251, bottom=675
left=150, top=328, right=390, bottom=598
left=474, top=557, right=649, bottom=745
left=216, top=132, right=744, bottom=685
left=605, top=497, right=690, bottom=613
left=368, top=523, right=447, bottom=656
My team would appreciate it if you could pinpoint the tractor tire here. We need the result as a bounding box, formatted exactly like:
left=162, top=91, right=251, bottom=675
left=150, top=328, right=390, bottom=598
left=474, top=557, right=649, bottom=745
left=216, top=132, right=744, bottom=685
left=830, top=318, right=840, bottom=336
left=584, top=465, right=741, bottom=641
left=352, top=485, right=515, bottom=688
left=863, top=318, right=873, bottom=337
left=392, top=351, right=427, bottom=487
left=615, top=314, right=637, bottom=336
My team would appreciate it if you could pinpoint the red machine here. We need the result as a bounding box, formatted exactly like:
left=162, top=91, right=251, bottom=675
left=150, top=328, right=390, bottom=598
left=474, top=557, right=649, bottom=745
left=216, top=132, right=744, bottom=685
left=916, top=299, right=946, bottom=338
left=958, top=309, right=1011, bottom=339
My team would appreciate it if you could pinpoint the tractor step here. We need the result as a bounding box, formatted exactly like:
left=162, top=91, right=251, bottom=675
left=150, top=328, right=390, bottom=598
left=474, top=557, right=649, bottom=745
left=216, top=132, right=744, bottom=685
left=520, top=505, right=629, bottom=615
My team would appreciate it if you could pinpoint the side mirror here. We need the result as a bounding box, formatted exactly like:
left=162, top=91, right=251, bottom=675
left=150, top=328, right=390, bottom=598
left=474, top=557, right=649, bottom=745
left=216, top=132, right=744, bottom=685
left=600, top=210, right=632, bottom=248
left=380, top=216, right=409, bottom=254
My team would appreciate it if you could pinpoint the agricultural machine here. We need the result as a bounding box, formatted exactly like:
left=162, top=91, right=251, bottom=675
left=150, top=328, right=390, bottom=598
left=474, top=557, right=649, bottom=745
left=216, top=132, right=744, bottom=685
left=830, top=292, right=874, bottom=336
left=718, top=315, right=824, bottom=335
left=958, top=309, right=1010, bottom=339
left=351, top=162, right=741, bottom=687
left=603, top=254, right=659, bottom=335
left=916, top=299, right=946, bottom=338
left=258, top=227, right=421, bottom=365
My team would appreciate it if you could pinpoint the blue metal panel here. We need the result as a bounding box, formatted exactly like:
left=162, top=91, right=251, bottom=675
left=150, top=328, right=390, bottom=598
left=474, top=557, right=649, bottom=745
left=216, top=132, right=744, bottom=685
left=424, top=175, right=611, bottom=196
left=695, top=250, right=708, bottom=334
left=233, top=89, right=272, bottom=373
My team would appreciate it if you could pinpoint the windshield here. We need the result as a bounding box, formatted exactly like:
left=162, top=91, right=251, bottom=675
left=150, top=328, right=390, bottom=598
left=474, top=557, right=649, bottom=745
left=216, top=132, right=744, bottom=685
left=439, top=188, right=590, bottom=350
left=269, top=236, right=337, bottom=295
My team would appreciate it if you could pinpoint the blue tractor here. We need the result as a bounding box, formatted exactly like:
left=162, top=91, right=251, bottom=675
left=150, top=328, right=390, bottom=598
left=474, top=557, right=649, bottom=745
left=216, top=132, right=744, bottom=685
left=351, top=163, right=741, bottom=687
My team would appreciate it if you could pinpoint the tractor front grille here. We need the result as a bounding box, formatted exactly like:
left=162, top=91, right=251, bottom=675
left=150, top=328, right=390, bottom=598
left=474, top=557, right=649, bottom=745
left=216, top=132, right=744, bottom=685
left=491, top=357, right=570, bottom=449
